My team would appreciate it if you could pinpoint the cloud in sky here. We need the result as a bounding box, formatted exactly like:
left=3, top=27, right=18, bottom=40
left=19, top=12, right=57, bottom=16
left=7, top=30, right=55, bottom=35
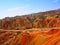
left=53, top=0, right=59, bottom=3
left=7, top=5, right=32, bottom=15
left=7, top=5, right=44, bottom=15
left=0, top=5, right=44, bottom=19
left=8, top=7, right=20, bottom=11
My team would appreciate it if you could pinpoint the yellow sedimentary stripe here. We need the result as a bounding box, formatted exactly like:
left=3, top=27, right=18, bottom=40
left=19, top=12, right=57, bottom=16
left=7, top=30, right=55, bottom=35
left=28, top=34, right=48, bottom=45
left=2, top=36, right=15, bottom=45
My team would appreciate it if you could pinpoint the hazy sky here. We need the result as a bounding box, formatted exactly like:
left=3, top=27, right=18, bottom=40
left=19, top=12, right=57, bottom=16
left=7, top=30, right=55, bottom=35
left=0, top=0, right=60, bottom=19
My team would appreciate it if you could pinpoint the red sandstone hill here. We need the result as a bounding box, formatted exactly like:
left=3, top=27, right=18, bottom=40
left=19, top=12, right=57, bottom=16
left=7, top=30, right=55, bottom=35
left=0, top=29, right=60, bottom=45
left=0, top=9, right=60, bottom=30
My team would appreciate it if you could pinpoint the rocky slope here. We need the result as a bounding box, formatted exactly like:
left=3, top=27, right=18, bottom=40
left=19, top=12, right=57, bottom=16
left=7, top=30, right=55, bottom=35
left=0, top=29, right=60, bottom=45
left=0, top=9, right=60, bottom=30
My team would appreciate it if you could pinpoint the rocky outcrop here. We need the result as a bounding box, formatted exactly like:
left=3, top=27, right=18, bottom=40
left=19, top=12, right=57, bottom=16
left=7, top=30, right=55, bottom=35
left=0, top=9, right=60, bottom=30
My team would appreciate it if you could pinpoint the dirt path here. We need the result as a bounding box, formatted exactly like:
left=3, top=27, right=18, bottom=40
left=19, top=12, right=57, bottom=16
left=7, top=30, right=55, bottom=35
left=0, top=27, right=60, bottom=32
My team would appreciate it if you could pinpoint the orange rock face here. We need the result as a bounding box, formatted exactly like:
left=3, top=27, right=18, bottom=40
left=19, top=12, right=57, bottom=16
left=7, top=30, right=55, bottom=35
left=0, top=16, right=60, bottom=30
left=0, top=29, right=60, bottom=45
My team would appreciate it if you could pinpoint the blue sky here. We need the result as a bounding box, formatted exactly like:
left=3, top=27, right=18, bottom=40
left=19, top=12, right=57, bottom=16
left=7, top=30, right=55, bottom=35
left=0, top=0, right=60, bottom=19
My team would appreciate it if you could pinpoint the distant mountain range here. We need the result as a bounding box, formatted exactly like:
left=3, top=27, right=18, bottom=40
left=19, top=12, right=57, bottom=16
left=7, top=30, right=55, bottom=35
left=0, top=9, right=60, bottom=30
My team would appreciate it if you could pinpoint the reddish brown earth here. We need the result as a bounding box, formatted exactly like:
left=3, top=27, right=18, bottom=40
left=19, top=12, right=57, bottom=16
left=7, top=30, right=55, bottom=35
left=0, top=9, right=60, bottom=45
left=0, top=29, right=60, bottom=45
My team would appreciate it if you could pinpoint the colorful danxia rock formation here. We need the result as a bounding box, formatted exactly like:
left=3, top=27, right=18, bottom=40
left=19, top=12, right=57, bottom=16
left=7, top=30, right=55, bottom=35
left=0, top=29, right=60, bottom=45
left=0, top=9, right=60, bottom=45
left=0, top=9, right=60, bottom=30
